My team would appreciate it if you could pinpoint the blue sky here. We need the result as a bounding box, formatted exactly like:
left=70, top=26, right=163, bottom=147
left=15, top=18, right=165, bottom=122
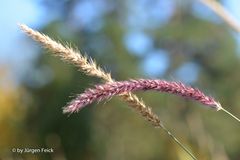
left=0, top=0, right=47, bottom=86
left=1, top=0, right=240, bottom=86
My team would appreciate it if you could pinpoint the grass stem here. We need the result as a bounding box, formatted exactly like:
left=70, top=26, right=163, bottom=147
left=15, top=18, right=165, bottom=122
left=159, top=123, right=197, bottom=160
left=220, top=107, right=240, bottom=123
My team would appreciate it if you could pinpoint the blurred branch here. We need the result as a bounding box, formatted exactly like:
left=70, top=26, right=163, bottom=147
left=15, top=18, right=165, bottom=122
left=199, top=0, right=240, bottom=33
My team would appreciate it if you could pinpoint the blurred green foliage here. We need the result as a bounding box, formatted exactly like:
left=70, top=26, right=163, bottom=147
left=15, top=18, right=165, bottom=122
left=1, top=0, right=240, bottom=159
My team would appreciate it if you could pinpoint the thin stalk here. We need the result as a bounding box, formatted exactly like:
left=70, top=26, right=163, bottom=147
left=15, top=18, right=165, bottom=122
left=220, top=108, right=240, bottom=123
left=215, top=103, right=240, bottom=123
left=159, top=123, right=197, bottom=160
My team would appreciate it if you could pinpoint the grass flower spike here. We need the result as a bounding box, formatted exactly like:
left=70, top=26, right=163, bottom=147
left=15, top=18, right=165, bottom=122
left=64, top=79, right=221, bottom=112
left=65, top=79, right=240, bottom=123
left=18, top=23, right=160, bottom=126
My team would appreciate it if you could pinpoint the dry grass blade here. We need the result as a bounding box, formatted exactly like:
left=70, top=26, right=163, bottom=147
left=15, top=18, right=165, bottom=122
left=199, top=0, right=240, bottom=33
left=197, top=0, right=240, bottom=123
left=19, top=24, right=197, bottom=160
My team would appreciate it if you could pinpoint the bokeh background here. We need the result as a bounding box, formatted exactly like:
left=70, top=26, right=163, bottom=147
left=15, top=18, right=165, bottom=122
left=1, top=0, right=240, bottom=159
